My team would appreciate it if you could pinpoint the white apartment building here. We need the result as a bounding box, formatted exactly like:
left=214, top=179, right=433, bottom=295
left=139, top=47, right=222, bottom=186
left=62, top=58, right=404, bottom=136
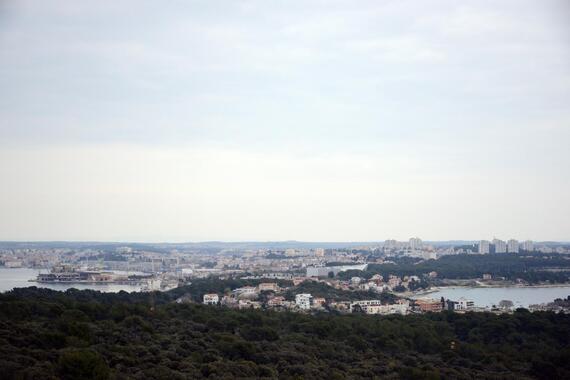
left=478, top=240, right=490, bottom=254
left=507, top=239, right=519, bottom=253
left=493, top=239, right=507, bottom=253
left=233, top=286, right=258, bottom=295
left=454, top=297, right=474, bottom=311
left=314, top=248, right=325, bottom=257
left=295, top=294, right=313, bottom=310
left=203, top=294, right=219, bottom=305
left=521, top=240, right=534, bottom=252
left=350, top=299, right=382, bottom=313
left=409, top=237, right=423, bottom=250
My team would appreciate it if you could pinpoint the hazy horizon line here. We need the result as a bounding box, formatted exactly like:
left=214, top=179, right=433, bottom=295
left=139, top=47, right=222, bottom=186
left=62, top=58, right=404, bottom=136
left=1, top=239, right=568, bottom=245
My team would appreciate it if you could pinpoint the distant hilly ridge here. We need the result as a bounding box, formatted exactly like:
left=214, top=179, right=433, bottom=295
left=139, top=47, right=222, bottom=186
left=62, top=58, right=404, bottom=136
left=0, top=240, right=568, bottom=251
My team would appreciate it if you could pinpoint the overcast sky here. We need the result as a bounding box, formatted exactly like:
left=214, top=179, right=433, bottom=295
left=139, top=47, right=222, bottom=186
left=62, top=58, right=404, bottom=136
left=1, top=0, right=569, bottom=242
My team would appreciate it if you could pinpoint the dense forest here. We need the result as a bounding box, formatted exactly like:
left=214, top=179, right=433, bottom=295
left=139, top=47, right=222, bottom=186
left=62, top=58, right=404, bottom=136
left=339, top=253, right=570, bottom=283
left=1, top=287, right=569, bottom=379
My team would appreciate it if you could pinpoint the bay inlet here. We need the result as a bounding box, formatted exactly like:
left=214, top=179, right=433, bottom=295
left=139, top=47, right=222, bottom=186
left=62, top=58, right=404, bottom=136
left=415, top=285, right=570, bottom=308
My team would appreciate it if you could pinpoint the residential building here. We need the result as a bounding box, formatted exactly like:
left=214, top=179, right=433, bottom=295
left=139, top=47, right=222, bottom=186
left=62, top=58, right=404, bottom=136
left=258, top=282, right=279, bottom=292
left=233, top=286, right=257, bottom=295
left=415, top=298, right=443, bottom=313
left=267, top=296, right=285, bottom=307
left=387, top=301, right=410, bottom=315
left=384, top=240, right=398, bottom=250
left=314, top=248, right=325, bottom=257
left=350, top=300, right=382, bottom=313
left=443, top=299, right=458, bottom=311
left=521, top=240, right=534, bottom=252
left=360, top=304, right=383, bottom=314
left=507, top=239, right=519, bottom=253
left=387, top=275, right=401, bottom=288
left=409, top=237, right=423, bottom=250
left=295, top=293, right=313, bottom=310
left=478, top=240, right=490, bottom=254
left=493, top=239, right=507, bottom=253
left=454, top=297, right=475, bottom=311
left=353, top=300, right=410, bottom=315
left=312, top=297, right=326, bottom=308
left=203, top=294, right=219, bottom=305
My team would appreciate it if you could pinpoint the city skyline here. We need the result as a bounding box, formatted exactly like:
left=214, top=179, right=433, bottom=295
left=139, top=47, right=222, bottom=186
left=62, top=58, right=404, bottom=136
left=1, top=1, right=569, bottom=242
left=0, top=237, right=566, bottom=246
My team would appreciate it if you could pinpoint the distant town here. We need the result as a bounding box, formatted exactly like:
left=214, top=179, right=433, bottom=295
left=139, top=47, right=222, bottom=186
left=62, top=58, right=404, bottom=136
left=1, top=238, right=570, bottom=315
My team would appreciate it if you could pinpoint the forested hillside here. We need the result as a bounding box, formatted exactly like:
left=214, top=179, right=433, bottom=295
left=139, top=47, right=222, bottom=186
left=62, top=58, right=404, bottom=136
left=1, top=287, right=569, bottom=379
left=340, top=253, right=570, bottom=283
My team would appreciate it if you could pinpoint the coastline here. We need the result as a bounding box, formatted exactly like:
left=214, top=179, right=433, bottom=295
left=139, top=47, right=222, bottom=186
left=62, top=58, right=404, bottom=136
left=411, top=282, right=570, bottom=298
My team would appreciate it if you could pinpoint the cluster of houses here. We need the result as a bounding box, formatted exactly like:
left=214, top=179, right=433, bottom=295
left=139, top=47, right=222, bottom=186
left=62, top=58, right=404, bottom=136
left=198, top=279, right=482, bottom=315
left=202, top=283, right=281, bottom=310
left=414, top=297, right=476, bottom=313
left=345, top=297, right=478, bottom=315
left=293, top=272, right=434, bottom=294
left=528, top=297, right=570, bottom=313
left=247, top=269, right=436, bottom=294
left=202, top=283, right=323, bottom=311
left=345, top=273, right=431, bottom=292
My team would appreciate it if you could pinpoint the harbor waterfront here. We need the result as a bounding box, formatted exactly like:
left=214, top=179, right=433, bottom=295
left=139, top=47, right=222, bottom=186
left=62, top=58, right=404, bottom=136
left=414, top=285, right=570, bottom=308
left=0, top=267, right=146, bottom=293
